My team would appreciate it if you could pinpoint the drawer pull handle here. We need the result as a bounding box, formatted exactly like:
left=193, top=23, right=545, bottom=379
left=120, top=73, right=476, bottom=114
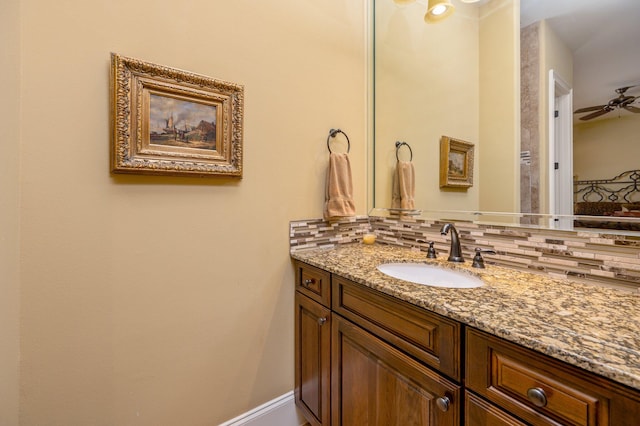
left=435, top=396, right=450, bottom=412
left=527, top=387, right=548, bottom=408
left=317, top=317, right=327, bottom=326
left=303, top=278, right=315, bottom=286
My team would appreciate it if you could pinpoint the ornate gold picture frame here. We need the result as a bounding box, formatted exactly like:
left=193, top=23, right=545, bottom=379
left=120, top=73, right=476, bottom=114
left=439, top=136, right=474, bottom=189
left=110, top=53, right=244, bottom=177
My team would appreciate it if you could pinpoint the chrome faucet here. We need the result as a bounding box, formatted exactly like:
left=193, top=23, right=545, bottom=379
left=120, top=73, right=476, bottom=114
left=440, top=223, right=464, bottom=263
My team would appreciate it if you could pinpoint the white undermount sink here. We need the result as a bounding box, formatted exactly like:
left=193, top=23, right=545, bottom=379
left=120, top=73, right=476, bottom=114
left=377, top=262, right=484, bottom=288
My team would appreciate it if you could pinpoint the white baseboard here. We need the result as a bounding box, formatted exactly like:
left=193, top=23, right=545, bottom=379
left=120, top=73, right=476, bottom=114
left=218, top=391, right=307, bottom=426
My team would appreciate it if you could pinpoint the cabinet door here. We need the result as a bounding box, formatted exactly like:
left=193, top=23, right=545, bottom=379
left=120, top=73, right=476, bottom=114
left=295, top=292, right=331, bottom=426
left=332, top=315, right=460, bottom=426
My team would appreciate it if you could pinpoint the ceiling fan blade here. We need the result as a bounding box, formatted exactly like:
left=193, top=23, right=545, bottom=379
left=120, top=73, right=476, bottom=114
left=624, top=105, right=640, bottom=113
left=574, top=105, right=607, bottom=114
left=579, top=109, right=611, bottom=121
left=617, top=85, right=637, bottom=95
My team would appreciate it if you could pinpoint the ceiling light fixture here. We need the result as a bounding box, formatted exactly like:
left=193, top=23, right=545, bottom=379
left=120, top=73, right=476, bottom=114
left=424, top=0, right=455, bottom=23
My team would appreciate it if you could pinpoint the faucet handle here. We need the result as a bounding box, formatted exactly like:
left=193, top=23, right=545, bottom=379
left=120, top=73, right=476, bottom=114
left=416, top=239, right=438, bottom=259
left=426, top=241, right=437, bottom=259
left=472, top=248, right=497, bottom=269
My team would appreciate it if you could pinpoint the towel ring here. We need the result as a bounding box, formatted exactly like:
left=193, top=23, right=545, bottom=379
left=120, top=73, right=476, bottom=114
left=395, top=141, right=413, bottom=162
left=327, top=129, right=350, bottom=154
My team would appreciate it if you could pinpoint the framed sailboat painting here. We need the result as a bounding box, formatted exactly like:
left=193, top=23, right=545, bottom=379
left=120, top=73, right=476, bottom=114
left=110, top=53, right=244, bottom=177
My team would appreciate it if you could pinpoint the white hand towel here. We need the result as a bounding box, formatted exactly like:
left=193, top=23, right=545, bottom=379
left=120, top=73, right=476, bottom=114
left=323, top=153, right=356, bottom=220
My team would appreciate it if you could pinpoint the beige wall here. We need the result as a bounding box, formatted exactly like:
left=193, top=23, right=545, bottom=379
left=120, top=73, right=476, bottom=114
left=538, top=20, right=573, bottom=213
left=540, top=20, right=573, bottom=92
left=374, top=0, right=480, bottom=211
left=1, top=0, right=21, bottom=424
left=574, top=114, right=640, bottom=181
left=478, top=0, right=520, bottom=212
left=373, top=0, right=520, bottom=214
left=13, top=0, right=366, bottom=424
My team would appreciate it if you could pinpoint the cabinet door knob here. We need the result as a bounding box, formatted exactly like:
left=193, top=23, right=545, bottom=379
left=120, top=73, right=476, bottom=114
left=303, top=278, right=315, bottom=286
left=317, top=317, right=327, bottom=326
left=435, top=396, right=450, bottom=412
left=527, top=387, right=548, bottom=407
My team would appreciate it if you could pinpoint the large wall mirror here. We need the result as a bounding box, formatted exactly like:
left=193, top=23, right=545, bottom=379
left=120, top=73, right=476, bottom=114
left=371, top=0, right=640, bottom=233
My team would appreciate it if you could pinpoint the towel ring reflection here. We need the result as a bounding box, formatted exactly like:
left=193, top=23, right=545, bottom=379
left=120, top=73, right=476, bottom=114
left=327, top=129, right=350, bottom=154
left=395, top=141, right=413, bottom=162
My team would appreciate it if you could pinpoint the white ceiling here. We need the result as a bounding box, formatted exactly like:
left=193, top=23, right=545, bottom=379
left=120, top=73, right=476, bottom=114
left=520, top=0, right=640, bottom=115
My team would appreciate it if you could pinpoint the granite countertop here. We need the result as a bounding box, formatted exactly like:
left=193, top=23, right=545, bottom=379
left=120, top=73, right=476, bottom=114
left=291, top=243, right=640, bottom=390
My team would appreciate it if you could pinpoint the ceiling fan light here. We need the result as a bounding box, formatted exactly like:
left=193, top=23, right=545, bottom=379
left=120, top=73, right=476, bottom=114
left=425, top=0, right=455, bottom=23
left=432, top=4, right=447, bottom=15
left=459, top=0, right=481, bottom=3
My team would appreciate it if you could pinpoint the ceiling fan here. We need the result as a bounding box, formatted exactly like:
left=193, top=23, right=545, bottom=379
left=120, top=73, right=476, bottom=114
left=574, top=86, right=640, bottom=121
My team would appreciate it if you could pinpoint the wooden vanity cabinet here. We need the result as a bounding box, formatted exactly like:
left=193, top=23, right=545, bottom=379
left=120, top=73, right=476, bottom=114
left=294, top=261, right=461, bottom=425
left=294, top=260, right=640, bottom=426
left=294, top=262, right=331, bottom=426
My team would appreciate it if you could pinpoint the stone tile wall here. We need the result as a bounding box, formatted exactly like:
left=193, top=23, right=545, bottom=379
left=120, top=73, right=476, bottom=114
left=290, top=216, right=640, bottom=291
left=289, top=216, right=371, bottom=251
left=521, top=22, right=541, bottom=215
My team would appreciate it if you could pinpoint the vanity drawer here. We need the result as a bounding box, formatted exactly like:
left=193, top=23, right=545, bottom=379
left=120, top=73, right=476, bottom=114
left=466, top=327, right=640, bottom=426
left=332, top=274, right=461, bottom=380
left=295, top=261, right=331, bottom=308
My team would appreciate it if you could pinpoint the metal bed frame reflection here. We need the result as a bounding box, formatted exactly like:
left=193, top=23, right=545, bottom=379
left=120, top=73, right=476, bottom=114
left=574, top=169, right=640, bottom=203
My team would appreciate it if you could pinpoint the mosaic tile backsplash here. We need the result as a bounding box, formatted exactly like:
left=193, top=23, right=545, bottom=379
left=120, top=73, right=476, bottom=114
left=290, top=215, right=640, bottom=291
